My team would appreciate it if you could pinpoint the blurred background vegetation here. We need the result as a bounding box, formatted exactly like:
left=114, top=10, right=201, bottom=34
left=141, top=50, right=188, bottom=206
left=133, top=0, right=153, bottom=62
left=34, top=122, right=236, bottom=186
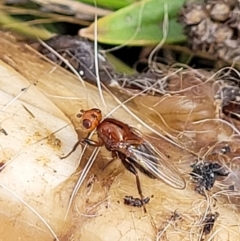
left=1, top=0, right=239, bottom=73
left=0, top=0, right=187, bottom=72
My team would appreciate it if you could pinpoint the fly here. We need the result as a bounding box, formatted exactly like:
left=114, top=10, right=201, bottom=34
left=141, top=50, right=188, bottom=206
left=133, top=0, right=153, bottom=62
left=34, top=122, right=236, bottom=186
left=65, top=108, right=186, bottom=211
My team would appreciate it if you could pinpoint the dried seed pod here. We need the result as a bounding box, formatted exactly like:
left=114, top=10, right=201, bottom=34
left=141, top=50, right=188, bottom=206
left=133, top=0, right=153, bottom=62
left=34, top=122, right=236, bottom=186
left=210, top=3, right=230, bottom=21
left=184, top=5, right=207, bottom=25
left=178, top=0, right=240, bottom=63
left=213, top=25, right=233, bottom=43
left=228, top=6, right=240, bottom=31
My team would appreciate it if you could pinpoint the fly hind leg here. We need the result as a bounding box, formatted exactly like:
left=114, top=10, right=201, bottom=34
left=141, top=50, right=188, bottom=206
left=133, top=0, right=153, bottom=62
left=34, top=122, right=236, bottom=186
left=100, top=151, right=118, bottom=171
left=120, top=155, right=149, bottom=212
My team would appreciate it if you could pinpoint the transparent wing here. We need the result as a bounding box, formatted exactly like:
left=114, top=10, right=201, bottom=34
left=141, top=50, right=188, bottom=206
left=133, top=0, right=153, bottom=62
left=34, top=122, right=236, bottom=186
left=128, top=132, right=186, bottom=190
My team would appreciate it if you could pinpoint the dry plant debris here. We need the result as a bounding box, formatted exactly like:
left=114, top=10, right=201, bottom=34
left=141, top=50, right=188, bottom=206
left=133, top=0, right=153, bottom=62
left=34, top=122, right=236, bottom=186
left=1, top=30, right=240, bottom=241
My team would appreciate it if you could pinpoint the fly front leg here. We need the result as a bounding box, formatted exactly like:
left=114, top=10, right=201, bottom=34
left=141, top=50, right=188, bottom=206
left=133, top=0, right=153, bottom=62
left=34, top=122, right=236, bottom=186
left=82, top=138, right=103, bottom=147
left=60, top=139, right=82, bottom=159
left=120, top=155, right=149, bottom=212
left=61, top=135, right=103, bottom=159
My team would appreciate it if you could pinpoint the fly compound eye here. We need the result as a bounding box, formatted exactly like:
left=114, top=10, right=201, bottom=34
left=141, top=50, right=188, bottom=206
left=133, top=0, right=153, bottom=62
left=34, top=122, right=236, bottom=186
left=90, top=108, right=102, bottom=122
left=91, top=114, right=98, bottom=119
left=82, top=119, right=92, bottom=129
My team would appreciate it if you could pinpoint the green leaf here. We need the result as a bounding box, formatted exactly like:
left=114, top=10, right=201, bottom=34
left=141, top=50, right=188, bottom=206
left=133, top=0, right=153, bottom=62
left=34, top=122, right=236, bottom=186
left=0, top=11, right=52, bottom=39
left=106, top=53, right=135, bottom=74
left=76, top=0, right=136, bottom=10
left=79, top=0, right=186, bottom=46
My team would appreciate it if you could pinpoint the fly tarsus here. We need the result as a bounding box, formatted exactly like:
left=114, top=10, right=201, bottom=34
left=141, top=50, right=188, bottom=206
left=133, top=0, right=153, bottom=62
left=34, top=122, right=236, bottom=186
left=60, top=139, right=82, bottom=159
left=124, top=196, right=150, bottom=207
left=120, top=155, right=149, bottom=212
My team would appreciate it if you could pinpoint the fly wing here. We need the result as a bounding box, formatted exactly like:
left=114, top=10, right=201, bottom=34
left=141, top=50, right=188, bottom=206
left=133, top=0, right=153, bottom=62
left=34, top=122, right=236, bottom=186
left=128, top=136, right=186, bottom=190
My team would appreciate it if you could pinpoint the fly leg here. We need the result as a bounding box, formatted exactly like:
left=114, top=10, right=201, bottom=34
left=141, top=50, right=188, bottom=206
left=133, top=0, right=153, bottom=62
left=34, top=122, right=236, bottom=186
left=61, top=135, right=103, bottom=159
left=121, top=156, right=149, bottom=213
left=60, top=140, right=82, bottom=159
left=100, top=151, right=118, bottom=171
left=82, top=138, right=103, bottom=147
